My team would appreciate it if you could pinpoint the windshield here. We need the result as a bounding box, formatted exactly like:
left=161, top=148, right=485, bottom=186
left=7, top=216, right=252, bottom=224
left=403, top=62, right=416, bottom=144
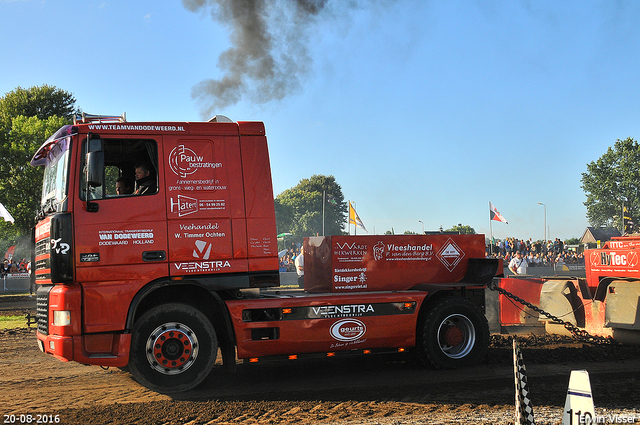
left=41, top=146, right=70, bottom=208
left=32, top=125, right=75, bottom=212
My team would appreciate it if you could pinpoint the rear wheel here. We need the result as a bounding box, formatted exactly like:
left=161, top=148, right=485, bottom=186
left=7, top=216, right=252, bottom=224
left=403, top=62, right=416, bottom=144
left=128, top=303, right=217, bottom=393
left=417, top=297, right=489, bottom=369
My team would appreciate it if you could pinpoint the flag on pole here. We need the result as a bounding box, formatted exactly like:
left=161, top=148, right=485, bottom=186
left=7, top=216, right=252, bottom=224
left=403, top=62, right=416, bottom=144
left=513, top=338, right=535, bottom=425
left=349, top=201, right=367, bottom=233
left=4, top=245, right=15, bottom=261
left=490, top=202, right=508, bottom=224
left=624, top=206, right=635, bottom=234
left=0, top=202, right=14, bottom=224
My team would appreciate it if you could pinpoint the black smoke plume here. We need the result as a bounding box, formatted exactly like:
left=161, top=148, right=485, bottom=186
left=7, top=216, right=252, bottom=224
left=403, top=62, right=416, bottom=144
left=183, top=0, right=329, bottom=116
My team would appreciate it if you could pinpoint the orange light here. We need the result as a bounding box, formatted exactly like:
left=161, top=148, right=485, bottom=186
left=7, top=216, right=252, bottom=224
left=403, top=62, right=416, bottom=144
left=171, top=276, right=184, bottom=281
left=249, top=358, right=259, bottom=363
left=403, top=302, right=413, bottom=309
left=397, top=348, right=405, bottom=352
left=282, top=308, right=292, bottom=314
left=363, top=350, right=371, bottom=354
left=327, top=352, right=335, bottom=357
left=288, top=355, right=297, bottom=360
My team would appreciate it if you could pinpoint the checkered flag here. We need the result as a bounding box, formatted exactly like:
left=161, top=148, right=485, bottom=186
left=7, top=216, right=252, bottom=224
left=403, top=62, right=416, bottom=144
left=513, top=337, right=535, bottom=425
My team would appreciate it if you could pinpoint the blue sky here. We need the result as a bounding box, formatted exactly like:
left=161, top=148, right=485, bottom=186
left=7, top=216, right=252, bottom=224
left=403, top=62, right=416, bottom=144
left=2, top=0, right=639, bottom=241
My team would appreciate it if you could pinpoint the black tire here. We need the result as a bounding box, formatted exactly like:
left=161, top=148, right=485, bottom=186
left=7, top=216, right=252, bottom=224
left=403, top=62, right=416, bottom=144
left=417, top=296, right=489, bottom=369
left=128, top=303, right=217, bottom=393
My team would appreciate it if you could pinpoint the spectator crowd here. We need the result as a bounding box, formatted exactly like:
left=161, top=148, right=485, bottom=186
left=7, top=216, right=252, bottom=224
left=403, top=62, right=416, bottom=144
left=1, top=257, right=30, bottom=276
left=486, top=237, right=585, bottom=267
left=279, top=244, right=302, bottom=273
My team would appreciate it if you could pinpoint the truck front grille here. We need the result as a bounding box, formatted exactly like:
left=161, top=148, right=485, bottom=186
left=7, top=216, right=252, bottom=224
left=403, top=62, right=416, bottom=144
left=35, top=237, right=51, bottom=281
left=36, top=286, right=52, bottom=335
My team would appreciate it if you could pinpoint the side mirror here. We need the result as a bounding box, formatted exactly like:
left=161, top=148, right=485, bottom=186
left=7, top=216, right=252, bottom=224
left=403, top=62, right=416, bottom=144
left=85, top=137, right=103, bottom=212
left=86, top=138, right=104, bottom=187
left=86, top=151, right=104, bottom=187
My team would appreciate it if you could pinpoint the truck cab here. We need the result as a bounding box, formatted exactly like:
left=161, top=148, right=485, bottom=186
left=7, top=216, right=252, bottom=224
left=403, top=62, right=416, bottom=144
left=32, top=114, right=278, bottom=374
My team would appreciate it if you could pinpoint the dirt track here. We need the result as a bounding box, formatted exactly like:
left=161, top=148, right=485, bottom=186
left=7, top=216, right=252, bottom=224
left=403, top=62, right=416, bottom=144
left=2, top=296, right=640, bottom=424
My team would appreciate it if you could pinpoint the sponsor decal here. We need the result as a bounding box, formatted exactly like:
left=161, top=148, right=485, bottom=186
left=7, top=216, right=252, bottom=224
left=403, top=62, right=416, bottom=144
left=174, top=223, right=226, bottom=239
left=174, top=260, right=231, bottom=272
left=36, top=220, right=51, bottom=240
left=51, top=238, right=70, bottom=255
left=334, top=267, right=366, bottom=273
left=88, top=124, right=186, bottom=132
left=98, top=229, right=154, bottom=246
left=333, top=272, right=368, bottom=290
left=261, top=302, right=415, bottom=322
left=311, top=304, right=375, bottom=318
left=168, top=179, right=227, bottom=192
left=249, top=237, right=274, bottom=255
left=333, top=241, right=368, bottom=263
left=373, top=241, right=385, bottom=260
left=333, top=273, right=367, bottom=284
left=330, top=319, right=366, bottom=342
left=590, top=250, right=639, bottom=268
left=335, top=242, right=367, bottom=251
left=193, top=240, right=212, bottom=260
left=437, top=238, right=465, bottom=271
left=80, top=253, right=100, bottom=262
left=374, top=240, right=433, bottom=262
left=169, top=144, right=223, bottom=178
left=170, top=195, right=226, bottom=217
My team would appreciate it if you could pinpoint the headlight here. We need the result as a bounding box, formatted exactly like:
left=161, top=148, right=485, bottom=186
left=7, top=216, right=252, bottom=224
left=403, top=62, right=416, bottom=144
left=53, top=310, right=71, bottom=326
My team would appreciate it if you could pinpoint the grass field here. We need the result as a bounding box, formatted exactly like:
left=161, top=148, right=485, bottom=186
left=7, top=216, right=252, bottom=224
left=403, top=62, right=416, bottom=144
left=0, top=315, right=27, bottom=329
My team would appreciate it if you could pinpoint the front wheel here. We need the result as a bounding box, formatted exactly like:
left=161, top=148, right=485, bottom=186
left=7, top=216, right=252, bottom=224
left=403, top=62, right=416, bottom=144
left=128, top=303, right=218, bottom=393
left=417, top=296, right=489, bottom=369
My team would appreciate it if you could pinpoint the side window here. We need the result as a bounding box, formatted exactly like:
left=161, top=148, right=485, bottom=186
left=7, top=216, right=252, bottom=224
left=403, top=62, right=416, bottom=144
left=105, top=165, right=122, bottom=196
left=81, top=138, right=158, bottom=200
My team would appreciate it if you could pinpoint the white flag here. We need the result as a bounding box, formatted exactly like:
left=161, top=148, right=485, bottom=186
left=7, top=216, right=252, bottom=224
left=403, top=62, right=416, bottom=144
left=0, top=202, right=14, bottom=224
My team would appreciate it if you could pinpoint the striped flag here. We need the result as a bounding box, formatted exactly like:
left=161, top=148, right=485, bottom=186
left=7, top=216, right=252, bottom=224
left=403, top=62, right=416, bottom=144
left=349, top=201, right=367, bottom=233
left=490, top=202, right=508, bottom=224
left=513, top=338, right=535, bottom=425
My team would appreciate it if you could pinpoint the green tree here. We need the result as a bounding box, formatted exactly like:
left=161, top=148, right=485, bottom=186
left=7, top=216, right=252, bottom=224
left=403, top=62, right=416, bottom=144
left=274, top=175, right=347, bottom=237
left=565, top=237, right=581, bottom=246
left=446, top=224, right=476, bottom=234
left=0, top=85, right=76, bottom=251
left=0, top=85, right=75, bottom=131
left=581, top=137, right=640, bottom=229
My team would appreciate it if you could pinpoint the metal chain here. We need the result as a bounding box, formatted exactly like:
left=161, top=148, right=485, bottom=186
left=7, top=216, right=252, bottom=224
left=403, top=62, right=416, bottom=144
left=488, top=281, right=616, bottom=345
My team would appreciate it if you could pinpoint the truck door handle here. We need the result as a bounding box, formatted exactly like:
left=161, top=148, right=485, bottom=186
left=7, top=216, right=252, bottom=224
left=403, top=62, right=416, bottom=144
left=142, top=251, right=166, bottom=262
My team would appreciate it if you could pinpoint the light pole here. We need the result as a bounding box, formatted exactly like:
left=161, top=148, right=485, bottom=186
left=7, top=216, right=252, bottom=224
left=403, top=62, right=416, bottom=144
left=418, top=220, right=424, bottom=234
left=537, top=202, right=547, bottom=243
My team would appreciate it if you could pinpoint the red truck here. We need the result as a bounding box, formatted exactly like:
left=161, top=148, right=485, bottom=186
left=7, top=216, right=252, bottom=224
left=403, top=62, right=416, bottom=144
left=31, top=114, right=498, bottom=392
